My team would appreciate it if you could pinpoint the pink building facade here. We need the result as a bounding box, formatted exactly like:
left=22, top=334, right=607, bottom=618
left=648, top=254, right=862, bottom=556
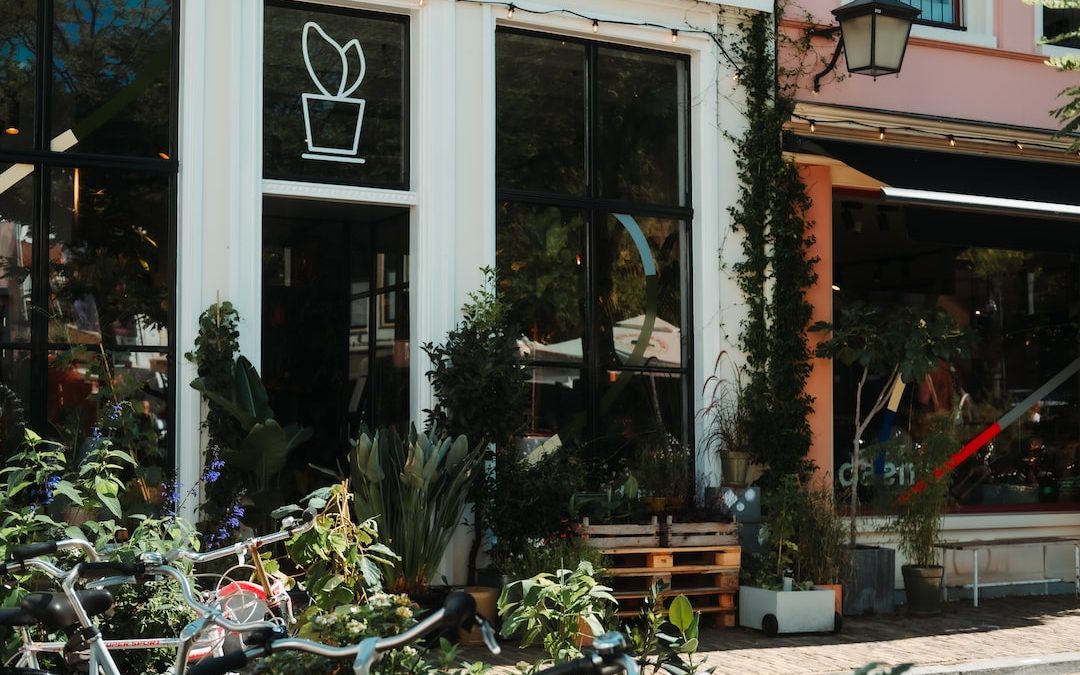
left=782, top=0, right=1080, bottom=592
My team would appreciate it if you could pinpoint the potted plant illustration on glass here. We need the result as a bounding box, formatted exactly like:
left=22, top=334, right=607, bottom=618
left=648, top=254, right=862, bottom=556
left=300, top=21, right=367, bottom=164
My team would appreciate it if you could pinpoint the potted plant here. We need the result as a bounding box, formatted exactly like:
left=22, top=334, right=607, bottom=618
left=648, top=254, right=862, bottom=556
left=794, top=477, right=848, bottom=616
left=738, top=476, right=839, bottom=636
left=631, top=432, right=692, bottom=514
left=497, top=560, right=617, bottom=665
left=811, top=301, right=968, bottom=615
left=884, top=414, right=957, bottom=615
left=348, top=425, right=481, bottom=598
left=700, top=356, right=752, bottom=486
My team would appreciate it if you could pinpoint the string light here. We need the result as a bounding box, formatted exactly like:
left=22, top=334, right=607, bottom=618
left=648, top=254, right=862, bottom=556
left=506, top=3, right=514, bottom=18
left=789, top=113, right=1080, bottom=157
left=592, top=19, right=599, bottom=33
left=671, top=29, right=678, bottom=43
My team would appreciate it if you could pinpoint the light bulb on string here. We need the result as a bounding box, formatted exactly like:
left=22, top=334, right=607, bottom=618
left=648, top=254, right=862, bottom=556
left=947, top=135, right=956, bottom=147
left=878, top=128, right=885, bottom=141
left=809, top=120, right=816, bottom=132
left=592, top=19, right=599, bottom=33
left=507, top=4, right=514, bottom=18
left=671, top=29, right=678, bottom=43
left=1014, top=140, right=1023, bottom=150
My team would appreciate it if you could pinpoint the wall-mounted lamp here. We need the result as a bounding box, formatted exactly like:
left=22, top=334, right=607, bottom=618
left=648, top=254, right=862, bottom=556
left=808, top=0, right=921, bottom=93
left=2, top=97, right=19, bottom=136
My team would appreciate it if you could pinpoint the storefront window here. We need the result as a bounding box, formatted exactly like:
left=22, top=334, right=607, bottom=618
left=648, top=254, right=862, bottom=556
left=496, top=30, right=691, bottom=478
left=263, top=1, right=409, bottom=189
left=831, top=198, right=1080, bottom=510
left=0, top=1, right=176, bottom=463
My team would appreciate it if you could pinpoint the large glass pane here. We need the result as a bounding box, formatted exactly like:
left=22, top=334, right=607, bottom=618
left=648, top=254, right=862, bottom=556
left=590, top=371, right=687, bottom=481
left=264, top=3, right=408, bottom=188
left=907, top=0, right=957, bottom=26
left=597, top=214, right=684, bottom=369
left=497, top=202, right=587, bottom=353
left=831, top=198, right=1080, bottom=510
left=0, top=0, right=38, bottom=152
left=496, top=32, right=586, bottom=195
left=0, top=166, right=33, bottom=344
left=0, top=346, right=31, bottom=413
left=51, top=0, right=175, bottom=158
left=48, top=167, right=170, bottom=346
left=596, top=47, right=687, bottom=206
left=48, top=347, right=168, bottom=473
left=521, top=365, right=585, bottom=442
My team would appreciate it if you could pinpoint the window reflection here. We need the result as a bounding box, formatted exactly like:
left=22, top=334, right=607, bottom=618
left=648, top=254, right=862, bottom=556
left=50, top=0, right=174, bottom=158
left=832, top=199, right=1080, bottom=510
left=0, top=0, right=37, bottom=152
left=0, top=169, right=33, bottom=344
left=47, top=347, right=168, bottom=472
left=48, top=167, right=169, bottom=346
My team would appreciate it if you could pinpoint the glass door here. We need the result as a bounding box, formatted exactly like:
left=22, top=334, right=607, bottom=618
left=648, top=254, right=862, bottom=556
left=262, top=197, right=409, bottom=473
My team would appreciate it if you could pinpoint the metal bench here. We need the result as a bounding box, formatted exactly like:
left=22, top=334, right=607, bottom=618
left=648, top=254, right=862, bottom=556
left=935, top=536, right=1080, bottom=607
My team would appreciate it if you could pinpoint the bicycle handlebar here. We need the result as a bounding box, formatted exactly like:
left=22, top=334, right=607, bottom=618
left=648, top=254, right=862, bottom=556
left=166, top=507, right=317, bottom=565
left=186, top=590, right=498, bottom=675
left=535, top=633, right=639, bottom=675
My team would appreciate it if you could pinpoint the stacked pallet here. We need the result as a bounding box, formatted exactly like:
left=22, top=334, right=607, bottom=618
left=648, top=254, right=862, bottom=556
left=579, top=516, right=741, bottom=626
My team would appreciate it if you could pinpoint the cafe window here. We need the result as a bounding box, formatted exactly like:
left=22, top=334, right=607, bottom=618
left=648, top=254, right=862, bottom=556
left=0, top=1, right=177, bottom=463
left=1043, top=8, right=1080, bottom=49
left=831, top=198, right=1080, bottom=511
left=495, top=29, right=691, bottom=477
left=263, top=1, right=409, bottom=189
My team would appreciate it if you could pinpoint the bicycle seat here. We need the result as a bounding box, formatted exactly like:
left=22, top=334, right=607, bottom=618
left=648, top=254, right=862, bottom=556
left=0, top=606, right=39, bottom=626
left=20, top=590, right=114, bottom=629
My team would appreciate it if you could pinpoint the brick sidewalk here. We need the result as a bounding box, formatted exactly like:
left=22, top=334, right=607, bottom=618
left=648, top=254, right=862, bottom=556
left=470, top=594, right=1080, bottom=674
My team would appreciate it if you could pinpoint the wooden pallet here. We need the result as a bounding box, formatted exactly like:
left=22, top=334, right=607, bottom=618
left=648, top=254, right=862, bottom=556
left=587, top=533, right=740, bottom=626
left=661, top=516, right=739, bottom=547
left=579, top=516, right=660, bottom=548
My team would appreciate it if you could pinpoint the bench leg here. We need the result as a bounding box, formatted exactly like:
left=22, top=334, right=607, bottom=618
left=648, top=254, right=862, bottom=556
left=973, top=550, right=979, bottom=607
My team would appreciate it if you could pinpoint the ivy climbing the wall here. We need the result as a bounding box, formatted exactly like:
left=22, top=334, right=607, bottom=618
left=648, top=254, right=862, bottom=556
left=727, top=11, right=818, bottom=485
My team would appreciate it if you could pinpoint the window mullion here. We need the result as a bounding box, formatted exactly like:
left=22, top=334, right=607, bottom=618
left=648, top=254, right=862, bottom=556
left=585, top=44, right=600, bottom=442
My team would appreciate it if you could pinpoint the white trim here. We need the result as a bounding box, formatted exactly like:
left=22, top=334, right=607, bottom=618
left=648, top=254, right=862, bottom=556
left=910, top=22, right=996, bottom=49
left=177, top=0, right=208, bottom=522
left=262, top=179, right=419, bottom=205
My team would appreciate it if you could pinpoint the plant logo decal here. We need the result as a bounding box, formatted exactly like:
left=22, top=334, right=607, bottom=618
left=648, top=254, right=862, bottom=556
left=300, top=21, right=367, bottom=164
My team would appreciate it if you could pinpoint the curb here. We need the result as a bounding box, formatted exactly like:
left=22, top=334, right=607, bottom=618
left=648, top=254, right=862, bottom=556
left=897, top=652, right=1080, bottom=675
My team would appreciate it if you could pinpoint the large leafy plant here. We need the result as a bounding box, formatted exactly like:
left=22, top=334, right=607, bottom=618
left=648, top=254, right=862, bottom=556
left=279, top=482, right=397, bottom=612
left=187, top=301, right=312, bottom=525
left=497, top=560, right=617, bottom=665
left=348, top=426, right=479, bottom=595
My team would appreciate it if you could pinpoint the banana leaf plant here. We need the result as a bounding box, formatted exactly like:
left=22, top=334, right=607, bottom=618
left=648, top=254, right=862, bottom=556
left=190, top=355, right=312, bottom=509
left=348, top=425, right=479, bottom=596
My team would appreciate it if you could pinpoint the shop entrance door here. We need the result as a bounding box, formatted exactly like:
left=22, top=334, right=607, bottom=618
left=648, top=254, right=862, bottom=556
left=262, top=197, right=409, bottom=473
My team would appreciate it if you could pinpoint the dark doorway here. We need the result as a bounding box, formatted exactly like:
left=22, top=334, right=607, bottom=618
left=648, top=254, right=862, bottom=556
left=262, top=197, right=410, bottom=476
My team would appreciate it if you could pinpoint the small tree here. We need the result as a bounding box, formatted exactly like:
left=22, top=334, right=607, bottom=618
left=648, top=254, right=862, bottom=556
left=422, top=267, right=530, bottom=583
left=810, top=301, right=969, bottom=546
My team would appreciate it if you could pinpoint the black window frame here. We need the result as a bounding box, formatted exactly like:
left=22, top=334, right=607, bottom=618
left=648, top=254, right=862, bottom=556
left=907, top=0, right=964, bottom=30
left=495, top=27, right=695, bottom=450
left=0, top=0, right=179, bottom=451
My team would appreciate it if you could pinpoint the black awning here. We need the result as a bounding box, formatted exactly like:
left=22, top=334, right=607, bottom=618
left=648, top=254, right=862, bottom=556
left=787, top=134, right=1080, bottom=208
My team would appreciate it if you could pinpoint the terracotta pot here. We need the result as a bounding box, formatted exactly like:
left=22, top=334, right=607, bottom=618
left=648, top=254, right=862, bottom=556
left=815, top=583, right=843, bottom=616
left=457, top=586, right=498, bottom=646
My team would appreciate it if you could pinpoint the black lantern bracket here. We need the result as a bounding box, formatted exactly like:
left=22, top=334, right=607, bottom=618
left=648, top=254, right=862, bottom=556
left=806, top=0, right=921, bottom=94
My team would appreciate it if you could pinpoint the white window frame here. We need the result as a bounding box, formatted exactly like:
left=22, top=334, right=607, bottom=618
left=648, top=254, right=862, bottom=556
left=1035, top=4, right=1080, bottom=58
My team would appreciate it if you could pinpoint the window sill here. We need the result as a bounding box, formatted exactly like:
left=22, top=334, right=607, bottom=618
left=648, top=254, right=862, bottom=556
left=911, top=23, right=997, bottom=49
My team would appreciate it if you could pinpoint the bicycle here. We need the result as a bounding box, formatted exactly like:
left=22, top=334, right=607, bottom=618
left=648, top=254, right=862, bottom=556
left=0, top=510, right=317, bottom=675
left=187, top=610, right=638, bottom=675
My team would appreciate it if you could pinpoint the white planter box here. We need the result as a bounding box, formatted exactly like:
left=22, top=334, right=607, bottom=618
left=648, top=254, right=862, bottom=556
left=738, top=586, right=838, bottom=635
